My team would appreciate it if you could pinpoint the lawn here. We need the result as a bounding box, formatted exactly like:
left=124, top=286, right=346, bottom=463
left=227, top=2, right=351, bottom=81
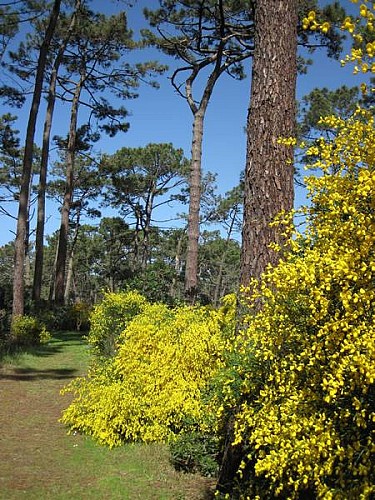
left=0, top=331, right=214, bottom=499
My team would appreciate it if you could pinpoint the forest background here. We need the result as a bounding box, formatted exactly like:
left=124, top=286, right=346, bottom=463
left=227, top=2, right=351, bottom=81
left=0, top=0, right=361, bottom=245
left=0, top=0, right=370, bottom=309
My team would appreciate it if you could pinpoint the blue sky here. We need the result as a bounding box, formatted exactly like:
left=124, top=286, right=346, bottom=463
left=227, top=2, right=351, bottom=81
left=0, top=0, right=369, bottom=246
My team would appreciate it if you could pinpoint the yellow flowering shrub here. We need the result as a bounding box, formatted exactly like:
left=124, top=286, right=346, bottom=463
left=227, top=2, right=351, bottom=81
left=11, top=315, right=51, bottom=346
left=87, top=290, right=148, bottom=358
left=61, top=298, right=235, bottom=447
left=303, top=1, right=375, bottom=76
left=216, top=109, right=375, bottom=499
left=70, top=302, right=91, bottom=332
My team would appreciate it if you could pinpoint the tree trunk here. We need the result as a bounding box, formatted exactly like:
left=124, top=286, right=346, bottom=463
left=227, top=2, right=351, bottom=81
left=64, top=247, right=74, bottom=303
left=12, top=0, right=61, bottom=320
left=49, top=243, right=58, bottom=302
left=24, top=249, right=32, bottom=288
left=184, top=109, right=204, bottom=302
left=142, top=189, right=155, bottom=269
left=132, top=209, right=142, bottom=271
left=170, top=229, right=185, bottom=300
left=183, top=40, right=229, bottom=303
left=64, top=208, right=81, bottom=303
left=54, top=75, right=84, bottom=304
left=213, top=209, right=237, bottom=307
left=240, top=0, right=297, bottom=286
left=218, top=0, right=298, bottom=493
left=109, top=275, right=115, bottom=293
left=24, top=179, right=34, bottom=289
left=33, top=0, right=80, bottom=304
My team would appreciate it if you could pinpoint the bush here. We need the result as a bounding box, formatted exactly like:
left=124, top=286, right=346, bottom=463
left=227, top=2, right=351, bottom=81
left=61, top=298, right=235, bottom=447
left=33, top=302, right=91, bottom=332
left=70, top=302, right=91, bottom=331
left=87, top=290, right=148, bottom=359
left=11, top=315, right=51, bottom=346
left=169, top=431, right=220, bottom=477
left=125, top=262, right=179, bottom=304
left=216, top=109, right=375, bottom=499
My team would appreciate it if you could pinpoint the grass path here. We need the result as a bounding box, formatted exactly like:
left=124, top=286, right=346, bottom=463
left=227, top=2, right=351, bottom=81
left=0, top=332, right=214, bottom=499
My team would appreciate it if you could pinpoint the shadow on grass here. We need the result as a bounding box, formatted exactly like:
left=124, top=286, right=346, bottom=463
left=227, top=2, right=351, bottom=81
left=0, top=330, right=87, bottom=364
left=52, top=331, right=86, bottom=342
left=0, top=366, right=78, bottom=381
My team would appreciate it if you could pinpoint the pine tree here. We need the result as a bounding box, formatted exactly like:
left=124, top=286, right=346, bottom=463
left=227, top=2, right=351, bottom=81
left=12, top=0, right=61, bottom=319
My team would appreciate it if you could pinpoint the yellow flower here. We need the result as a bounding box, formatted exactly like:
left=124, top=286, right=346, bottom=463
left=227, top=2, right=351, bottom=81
left=360, top=4, right=368, bottom=17
left=308, top=11, right=316, bottom=21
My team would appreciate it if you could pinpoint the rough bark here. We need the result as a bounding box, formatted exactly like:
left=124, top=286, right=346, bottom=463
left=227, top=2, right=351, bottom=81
left=12, top=0, right=61, bottom=319
left=48, top=244, right=58, bottom=302
left=240, top=0, right=297, bottom=286
left=24, top=183, right=33, bottom=288
left=33, top=0, right=80, bottom=303
left=54, top=74, right=84, bottom=304
left=218, top=0, right=298, bottom=492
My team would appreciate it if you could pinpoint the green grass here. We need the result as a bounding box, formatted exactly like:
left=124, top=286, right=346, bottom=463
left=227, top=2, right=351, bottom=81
left=0, top=331, right=214, bottom=499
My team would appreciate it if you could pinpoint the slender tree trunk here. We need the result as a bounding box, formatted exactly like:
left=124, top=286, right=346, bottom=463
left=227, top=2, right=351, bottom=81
left=132, top=210, right=142, bottom=271
left=141, top=190, right=155, bottom=269
left=109, top=275, right=115, bottom=293
left=33, top=74, right=59, bottom=303
left=73, top=276, right=81, bottom=302
left=49, top=243, right=58, bottom=302
left=12, top=0, right=61, bottom=320
left=240, top=0, right=297, bottom=286
left=24, top=179, right=33, bottom=289
left=33, top=1, right=81, bottom=304
left=54, top=75, right=84, bottom=304
left=217, top=0, right=298, bottom=493
left=64, top=209, right=81, bottom=303
left=24, top=249, right=32, bottom=288
left=64, top=249, right=74, bottom=303
left=213, top=210, right=237, bottom=307
left=184, top=109, right=204, bottom=302
left=170, top=229, right=185, bottom=299
left=183, top=37, right=229, bottom=303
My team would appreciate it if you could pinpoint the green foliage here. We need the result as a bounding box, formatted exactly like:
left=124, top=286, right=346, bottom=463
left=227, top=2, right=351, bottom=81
left=11, top=315, right=51, bottom=346
left=34, top=302, right=91, bottom=333
left=298, top=85, right=361, bottom=139
left=87, top=290, right=148, bottom=358
left=101, top=143, right=189, bottom=270
left=125, top=262, right=178, bottom=304
left=169, top=431, right=219, bottom=477
left=0, top=281, right=12, bottom=338
left=198, top=231, right=241, bottom=303
left=61, top=296, right=236, bottom=447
